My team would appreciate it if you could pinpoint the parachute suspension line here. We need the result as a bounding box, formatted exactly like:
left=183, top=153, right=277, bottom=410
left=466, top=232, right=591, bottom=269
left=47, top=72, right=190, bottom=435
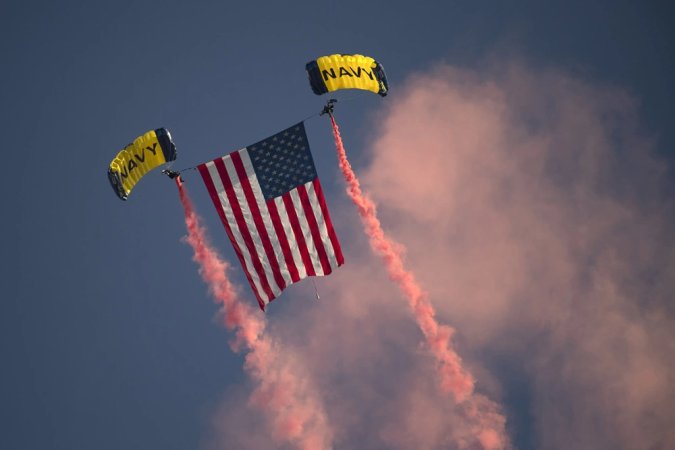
left=174, top=166, right=198, bottom=177
left=303, top=94, right=360, bottom=124
left=298, top=110, right=322, bottom=123
left=328, top=92, right=362, bottom=104
left=295, top=100, right=334, bottom=128
left=316, top=93, right=365, bottom=119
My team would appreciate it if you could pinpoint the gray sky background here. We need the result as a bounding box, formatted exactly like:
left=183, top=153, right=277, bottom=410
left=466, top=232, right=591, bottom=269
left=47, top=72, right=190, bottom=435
left=1, top=1, right=673, bottom=449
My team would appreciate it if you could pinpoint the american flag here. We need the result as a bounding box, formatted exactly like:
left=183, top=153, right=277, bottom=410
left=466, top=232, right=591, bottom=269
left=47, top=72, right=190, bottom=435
left=198, top=122, right=344, bottom=310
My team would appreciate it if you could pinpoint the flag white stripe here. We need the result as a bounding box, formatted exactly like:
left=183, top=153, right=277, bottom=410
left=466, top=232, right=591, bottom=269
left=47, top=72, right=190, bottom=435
left=240, top=150, right=293, bottom=287
left=306, top=181, right=339, bottom=270
left=225, top=153, right=282, bottom=297
left=205, top=160, right=270, bottom=302
left=290, top=188, right=324, bottom=276
left=274, top=195, right=308, bottom=280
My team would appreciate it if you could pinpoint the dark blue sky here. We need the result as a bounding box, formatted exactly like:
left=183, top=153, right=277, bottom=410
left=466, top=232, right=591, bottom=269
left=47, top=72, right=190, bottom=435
left=1, top=1, right=673, bottom=449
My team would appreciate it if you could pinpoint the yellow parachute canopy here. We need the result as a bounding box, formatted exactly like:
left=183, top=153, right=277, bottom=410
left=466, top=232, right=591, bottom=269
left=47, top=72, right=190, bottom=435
left=306, top=54, right=388, bottom=97
left=107, top=128, right=177, bottom=200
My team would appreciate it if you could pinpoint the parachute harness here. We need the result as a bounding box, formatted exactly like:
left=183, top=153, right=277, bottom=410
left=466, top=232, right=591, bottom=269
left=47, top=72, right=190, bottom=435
left=320, top=99, right=337, bottom=117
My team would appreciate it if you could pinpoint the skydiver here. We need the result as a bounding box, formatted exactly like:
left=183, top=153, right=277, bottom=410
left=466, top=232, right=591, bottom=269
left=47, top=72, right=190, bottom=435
left=320, top=99, right=337, bottom=116
left=162, top=169, right=181, bottom=179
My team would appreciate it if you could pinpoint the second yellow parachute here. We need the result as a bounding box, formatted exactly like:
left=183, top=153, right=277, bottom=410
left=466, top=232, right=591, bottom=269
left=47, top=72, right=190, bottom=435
left=306, top=54, right=388, bottom=97
left=107, top=128, right=177, bottom=200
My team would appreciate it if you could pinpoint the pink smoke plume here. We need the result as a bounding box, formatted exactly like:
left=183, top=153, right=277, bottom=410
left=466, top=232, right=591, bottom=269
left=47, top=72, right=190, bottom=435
left=352, top=63, right=675, bottom=449
left=180, top=62, right=674, bottom=450
left=328, top=114, right=508, bottom=449
left=175, top=177, right=333, bottom=450
left=329, top=114, right=474, bottom=399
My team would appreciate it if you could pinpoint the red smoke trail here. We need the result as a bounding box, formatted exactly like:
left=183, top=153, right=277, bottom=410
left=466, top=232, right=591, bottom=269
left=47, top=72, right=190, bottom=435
left=329, top=116, right=509, bottom=449
left=175, top=178, right=333, bottom=450
left=328, top=115, right=475, bottom=401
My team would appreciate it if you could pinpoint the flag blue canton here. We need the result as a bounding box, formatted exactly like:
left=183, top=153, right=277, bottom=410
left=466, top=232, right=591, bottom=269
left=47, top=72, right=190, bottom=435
left=248, top=123, right=318, bottom=200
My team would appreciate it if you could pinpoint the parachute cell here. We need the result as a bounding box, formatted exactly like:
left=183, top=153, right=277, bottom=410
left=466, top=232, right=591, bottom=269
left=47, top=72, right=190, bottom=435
left=107, top=128, right=177, bottom=200
left=306, top=54, right=388, bottom=97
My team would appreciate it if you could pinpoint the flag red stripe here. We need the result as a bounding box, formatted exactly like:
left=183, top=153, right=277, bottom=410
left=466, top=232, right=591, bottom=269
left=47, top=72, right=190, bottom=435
left=282, top=192, right=316, bottom=277
left=198, top=164, right=266, bottom=309
left=267, top=199, right=300, bottom=283
left=230, top=151, right=287, bottom=292
left=313, top=178, right=344, bottom=266
left=298, top=184, right=332, bottom=275
left=213, top=157, right=276, bottom=302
